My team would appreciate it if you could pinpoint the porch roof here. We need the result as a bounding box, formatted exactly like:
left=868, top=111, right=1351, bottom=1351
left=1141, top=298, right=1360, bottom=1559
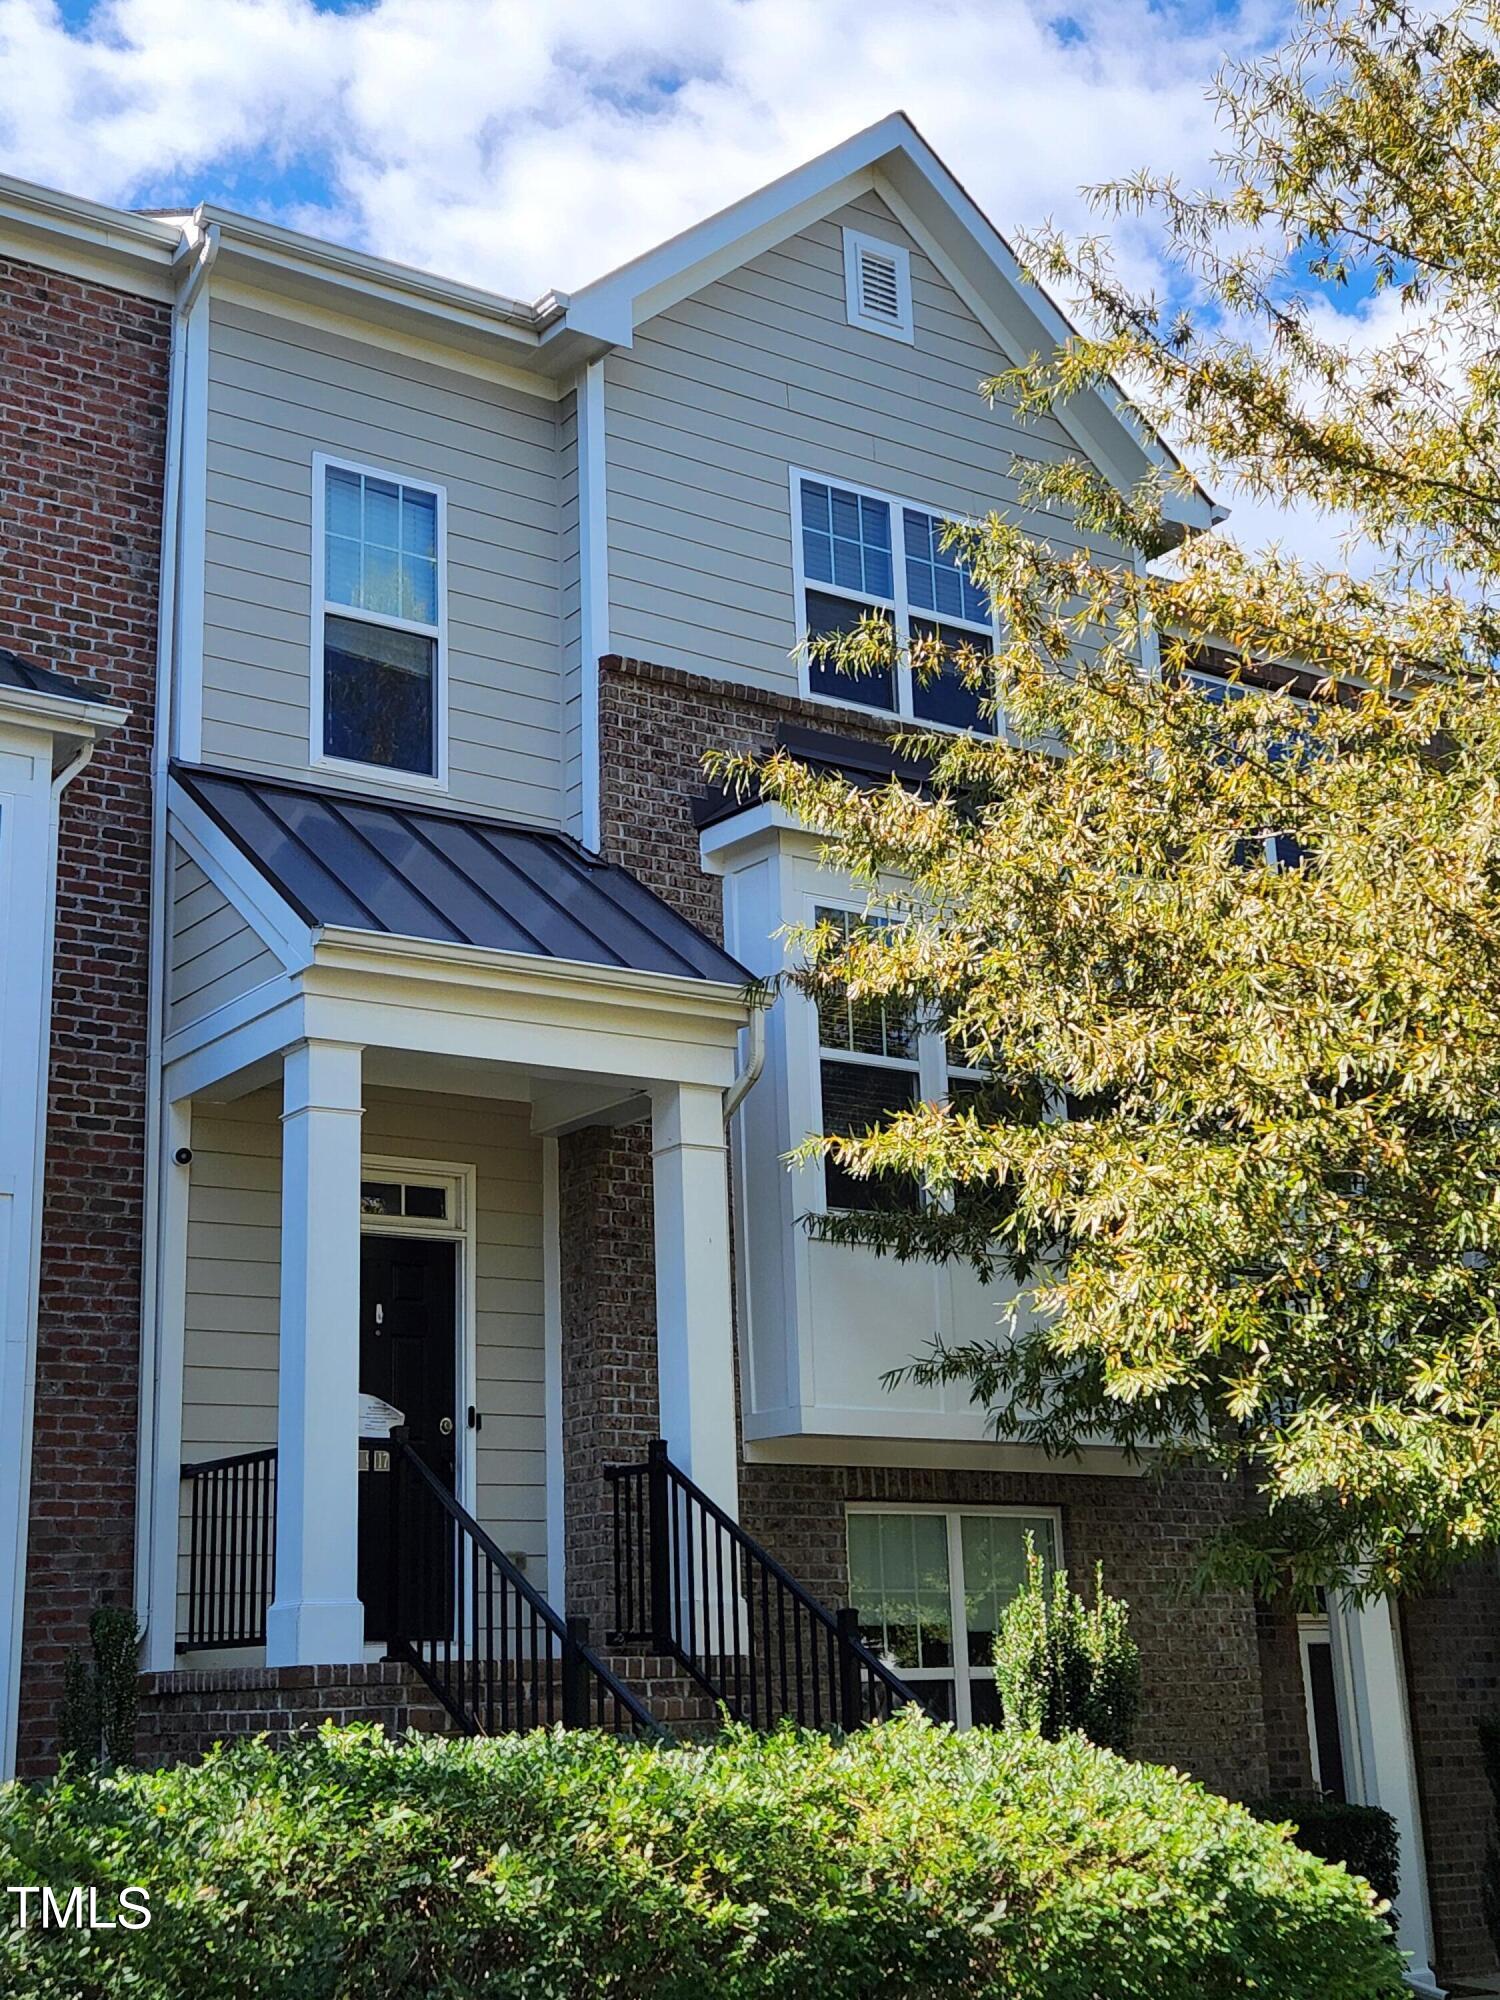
left=0, top=644, right=114, bottom=705
left=173, top=765, right=750, bottom=985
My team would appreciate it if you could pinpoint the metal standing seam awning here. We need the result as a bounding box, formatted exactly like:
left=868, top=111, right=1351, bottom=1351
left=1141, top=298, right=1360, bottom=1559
left=0, top=646, right=116, bottom=705
left=172, top=764, right=751, bottom=986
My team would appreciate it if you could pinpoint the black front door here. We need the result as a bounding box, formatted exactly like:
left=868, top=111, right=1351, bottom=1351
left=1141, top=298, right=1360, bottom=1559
left=358, top=1233, right=457, bottom=1640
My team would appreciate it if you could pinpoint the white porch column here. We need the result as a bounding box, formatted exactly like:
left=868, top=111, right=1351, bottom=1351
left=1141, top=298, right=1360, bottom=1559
left=1329, top=1594, right=1442, bottom=1995
left=266, top=1040, right=364, bottom=1667
left=650, top=1081, right=741, bottom=1521
left=143, top=1093, right=193, bottom=1672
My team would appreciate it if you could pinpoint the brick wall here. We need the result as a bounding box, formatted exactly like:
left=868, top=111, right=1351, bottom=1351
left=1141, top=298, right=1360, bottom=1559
left=1255, top=1600, right=1318, bottom=1799
left=136, top=1664, right=450, bottom=1767
left=1402, top=1563, right=1500, bottom=1981
left=558, top=1124, right=662, bottom=1636
left=586, top=655, right=1278, bottom=1798
left=1, top=255, right=168, bottom=1772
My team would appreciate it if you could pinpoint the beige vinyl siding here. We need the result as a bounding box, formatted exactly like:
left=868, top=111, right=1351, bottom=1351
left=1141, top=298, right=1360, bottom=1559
left=167, top=845, right=281, bottom=1033
left=605, top=190, right=1128, bottom=695
left=177, top=1084, right=548, bottom=1643
left=200, top=297, right=564, bottom=823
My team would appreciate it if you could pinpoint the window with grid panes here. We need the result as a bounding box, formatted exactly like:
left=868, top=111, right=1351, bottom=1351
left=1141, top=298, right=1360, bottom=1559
left=319, top=460, right=443, bottom=777
left=814, top=910, right=1013, bottom=1216
left=847, top=1509, right=1060, bottom=1726
left=814, top=905, right=921, bottom=1213
left=795, top=475, right=997, bottom=731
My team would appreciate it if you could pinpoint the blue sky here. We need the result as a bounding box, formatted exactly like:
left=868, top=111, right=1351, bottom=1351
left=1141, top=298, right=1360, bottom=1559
left=2, top=0, right=1293, bottom=298
left=1, top=0, right=1385, bottom=558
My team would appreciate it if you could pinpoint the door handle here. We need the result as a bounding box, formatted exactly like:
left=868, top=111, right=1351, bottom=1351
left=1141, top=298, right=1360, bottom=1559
left=438, top=1416, right=454, bottom=1436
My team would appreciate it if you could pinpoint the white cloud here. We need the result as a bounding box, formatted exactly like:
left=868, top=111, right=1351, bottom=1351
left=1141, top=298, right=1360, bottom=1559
left=9, top=0, right=1416, bottom=563
left=1, top=0, right=1278, bottom=302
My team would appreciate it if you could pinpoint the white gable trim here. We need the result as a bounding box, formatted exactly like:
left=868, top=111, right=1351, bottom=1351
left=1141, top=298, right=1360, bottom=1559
left=167, top=778, right=317, bottom=973
left=562, top=111, right=1219, bottom=535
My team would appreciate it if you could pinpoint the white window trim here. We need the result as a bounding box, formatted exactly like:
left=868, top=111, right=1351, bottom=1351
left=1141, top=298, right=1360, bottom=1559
left=789, top=465, right=999, bottom=731
left=842, top=228, right=914, bottom=344
left=807, top=892, right=978, bottom=1217
left=310, top=452, right=450, bottom=794
left=358, top=1155, right=478, bottom=1519
left=847, top=1501, right=1064, bottom=1730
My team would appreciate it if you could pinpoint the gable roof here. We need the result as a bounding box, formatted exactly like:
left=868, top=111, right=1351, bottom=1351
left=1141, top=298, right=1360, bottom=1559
left=559, top=112, right=1220, bottom=537
left=174, top=766, right=750, bottom=986
left=3, top=115, right=1218, bottom=523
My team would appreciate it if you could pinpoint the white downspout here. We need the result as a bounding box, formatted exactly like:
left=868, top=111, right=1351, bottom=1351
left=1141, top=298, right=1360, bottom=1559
left=132, top=219, right=218, bottom=1652
left=722, top=1000, right=766, bottom=1127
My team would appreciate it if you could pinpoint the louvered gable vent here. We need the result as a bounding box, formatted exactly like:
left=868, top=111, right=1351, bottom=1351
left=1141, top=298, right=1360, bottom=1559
left=843, top=227, right=913, bottom=343
left=858, top=245, right=901, bottom=321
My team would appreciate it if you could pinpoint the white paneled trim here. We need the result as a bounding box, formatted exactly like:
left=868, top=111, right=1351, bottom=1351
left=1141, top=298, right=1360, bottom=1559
left=842, top=228, right=913, bottom=343
left=309, top=452, right=451, bottom=794
left=266, top=1039, right=366, bottom=1666
left=144, top=1096, right=193, bottom=1671
left=359, top=1153, right=479, bottom=1517
left=1328, top=1595, right=1442, bottom=1995
left=576, top=361, right=608, bottom=851
left=541, top=1137, right=565, bottom=1606
left=173, top=298, right=211, bottom=765
left=788, top=464, right=1000, bottom=726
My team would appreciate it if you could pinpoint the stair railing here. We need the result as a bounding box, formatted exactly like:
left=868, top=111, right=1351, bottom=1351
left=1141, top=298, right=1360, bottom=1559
left=387, top=1436, right=665, bottom=1739
left=606, top=1438, right=915, bottom=1730
left=178, top=1447, right=278, bottom=1651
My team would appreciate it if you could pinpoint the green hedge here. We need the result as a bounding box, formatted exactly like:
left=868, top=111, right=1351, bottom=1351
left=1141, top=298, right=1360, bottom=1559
left=1251, top=1796, right=1401, bottom=1910
left=0, top=1715, right=1404, bottom=2000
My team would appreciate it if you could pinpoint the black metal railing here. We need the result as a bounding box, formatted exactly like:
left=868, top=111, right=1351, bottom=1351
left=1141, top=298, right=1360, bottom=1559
left=606, top=1438, right=914, bottom=1730
left=386, top=1439, right=664, bottom=1739
left=179, top=1447, right=277, bottom=1651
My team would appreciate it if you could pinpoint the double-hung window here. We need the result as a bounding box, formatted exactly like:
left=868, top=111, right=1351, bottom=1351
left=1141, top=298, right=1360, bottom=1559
left=313, top=456, right=447, bottom=784
left=848, top=1507, right=1061, bottom=1727
left=813, top=904, right=995, bottom=1216
left=795, top=471, right=998, bottom=733
left=815, top=906, right=921, bottom=1214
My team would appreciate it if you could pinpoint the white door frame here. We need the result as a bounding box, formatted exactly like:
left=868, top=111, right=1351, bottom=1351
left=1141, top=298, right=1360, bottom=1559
left=357, top=1156, right=477, bottom=1517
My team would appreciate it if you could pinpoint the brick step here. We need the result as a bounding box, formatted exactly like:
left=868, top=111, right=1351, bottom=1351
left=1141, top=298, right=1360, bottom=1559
left=136, top=1662, right=453, bottom=1767
left=602, top=1651, right=723, bottom=1737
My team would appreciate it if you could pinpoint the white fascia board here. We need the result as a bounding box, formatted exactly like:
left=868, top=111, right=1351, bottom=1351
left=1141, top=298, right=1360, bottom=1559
left=562, top=113, right=912, bottom=343
left=560, top=109, right=1218, bottom=533
left=297, top=983, right=741, bottom=1093
left=309, top=924, right=750, bottom=1026
left=0, top=686, right=129, bottom=740
left=0, top=172, right=179, bottom=299
left=874, top=136, right=1218, bottom=529
left=699, top=803, right=823, bottom=873
left=186, top=203, right=551, bottom=356
left=166, top=779, right=317, bottom=972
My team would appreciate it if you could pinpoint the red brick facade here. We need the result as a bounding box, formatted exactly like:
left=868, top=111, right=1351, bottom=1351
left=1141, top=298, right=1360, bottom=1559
left=595, top=651, right=1496, bottom=1978
left=1, top=254, right=168, bottom=1772
left=1403, top=1565, right=1500, bottom=1980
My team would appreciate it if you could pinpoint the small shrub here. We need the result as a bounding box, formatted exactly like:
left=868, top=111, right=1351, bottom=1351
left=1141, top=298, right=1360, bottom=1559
left=56, top=1606, right=140, bottom=1772
left=993, top=1533, right=1141, bottom=1753
left=1251, top=1796, right=1400, bottom=1908
left=0, top=1714, right=1403, bottom=1999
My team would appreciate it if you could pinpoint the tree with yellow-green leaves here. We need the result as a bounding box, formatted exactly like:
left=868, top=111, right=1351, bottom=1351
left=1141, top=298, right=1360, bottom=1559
left=711, top=0, right=1500, bottom=1602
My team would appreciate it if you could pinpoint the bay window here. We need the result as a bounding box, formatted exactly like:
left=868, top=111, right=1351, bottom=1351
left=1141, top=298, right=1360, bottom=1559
left=813, top=904, right=992, bottom=1216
